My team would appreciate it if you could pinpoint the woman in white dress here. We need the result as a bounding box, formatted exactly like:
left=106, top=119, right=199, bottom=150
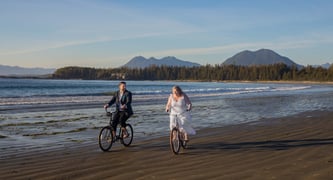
left=165, top=85, right=196, bottom=142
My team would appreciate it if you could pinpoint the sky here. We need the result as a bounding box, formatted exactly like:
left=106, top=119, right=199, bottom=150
left=0, top=0, right=332, bottom=68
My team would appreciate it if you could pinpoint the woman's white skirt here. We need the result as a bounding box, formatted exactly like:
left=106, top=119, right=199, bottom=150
left=169, top=111, right=196, bottom=135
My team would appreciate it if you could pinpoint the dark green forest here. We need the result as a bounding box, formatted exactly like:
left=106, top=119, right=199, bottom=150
left=52, top=63, right=333, bottom=81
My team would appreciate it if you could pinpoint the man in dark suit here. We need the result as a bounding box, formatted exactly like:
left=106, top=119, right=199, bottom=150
left=104, top=81, right=133, bottom=138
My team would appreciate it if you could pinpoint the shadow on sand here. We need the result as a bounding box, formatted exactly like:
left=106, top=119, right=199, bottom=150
left=189, top=138, right=333, bottom=152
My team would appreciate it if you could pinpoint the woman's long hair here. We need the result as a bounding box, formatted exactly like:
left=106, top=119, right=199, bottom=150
left=173, top=85, right=183, bottom=96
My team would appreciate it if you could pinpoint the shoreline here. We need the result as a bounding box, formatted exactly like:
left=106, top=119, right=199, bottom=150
left=2, top=76, right=333, bottom=84
left=132, top=79, right=333, bottom=85
left=220, top=80, right=333, bottom=85
left=1, top=110, right=333, bottom=179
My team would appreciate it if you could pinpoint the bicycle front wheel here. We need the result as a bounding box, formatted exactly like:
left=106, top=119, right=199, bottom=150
left=170, top=128, right=181, bottom=154
left=98, top=126, right=114, bottom=151
left=120, top=123, right=133, bottom=147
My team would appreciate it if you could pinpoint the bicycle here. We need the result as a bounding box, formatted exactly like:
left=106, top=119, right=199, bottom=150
left=169, top=113, right=188, bottom=155
left=98, top=108, right=133, bottom=152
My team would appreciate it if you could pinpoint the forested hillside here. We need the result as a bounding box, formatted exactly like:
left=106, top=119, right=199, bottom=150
left=52, top=63, right=333, bottom=81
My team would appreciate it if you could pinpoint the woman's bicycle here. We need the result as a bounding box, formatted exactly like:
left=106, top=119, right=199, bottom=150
left=169, top=114, right=188, bottom=155
left=98, top=108, right=133, bottom=152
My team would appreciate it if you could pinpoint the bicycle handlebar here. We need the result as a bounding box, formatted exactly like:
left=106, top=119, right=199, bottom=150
left=104, top=107, right=115, bottom=117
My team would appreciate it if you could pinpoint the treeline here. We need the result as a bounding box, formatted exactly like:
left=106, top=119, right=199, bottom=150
left=52, top=63, right=333, bottom=81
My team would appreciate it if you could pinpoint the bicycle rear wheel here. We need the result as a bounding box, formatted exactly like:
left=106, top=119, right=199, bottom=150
left=170, top=128, right=181, bottom=154
left=98, top=126, right=114, bottom=151
left=120, top=124, right=133, bottom=146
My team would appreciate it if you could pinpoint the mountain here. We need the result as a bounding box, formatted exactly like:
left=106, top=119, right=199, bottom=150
left=0, top=65, right=55, bottom=76
left=312, top=63, right=331, bottom=69
left=122, top=56, right=201, bottom=68
left=223, top=49, right=303, bottom=68
left=321, top=63, right=331, bottom=69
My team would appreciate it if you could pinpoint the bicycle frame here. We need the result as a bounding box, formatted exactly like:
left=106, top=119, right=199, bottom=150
left=169, top=113, right=187, bottom=154
left=98, top=108, right=133, bottom=152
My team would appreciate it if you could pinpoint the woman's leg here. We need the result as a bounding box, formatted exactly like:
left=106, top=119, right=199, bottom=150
left=169, top=114, right=177, bottom=130
left=169, top=115, right=178, bottom=141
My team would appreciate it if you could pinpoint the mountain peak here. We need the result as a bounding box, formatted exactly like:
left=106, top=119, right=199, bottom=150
left=223, top=49, right=302, bottom=68
left=122, top=56, right=201, bottom=68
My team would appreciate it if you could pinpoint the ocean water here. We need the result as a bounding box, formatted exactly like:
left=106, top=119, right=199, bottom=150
left=1, top=78, right=333, bottom=152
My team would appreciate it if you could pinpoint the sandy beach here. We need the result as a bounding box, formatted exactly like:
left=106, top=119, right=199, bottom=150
left=1, top=110, right=333, bottom=180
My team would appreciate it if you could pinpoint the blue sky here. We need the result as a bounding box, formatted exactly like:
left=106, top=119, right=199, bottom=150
left=0, top=0, right=332, bottom=68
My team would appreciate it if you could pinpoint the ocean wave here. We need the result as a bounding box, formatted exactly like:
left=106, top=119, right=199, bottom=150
left=0, top=79, right=318, bottom=110
left=272, top=86, right=311, bottom=91
left=0, top=96, right=108, bottom=106
left=0, top=85, right=313, bottom=107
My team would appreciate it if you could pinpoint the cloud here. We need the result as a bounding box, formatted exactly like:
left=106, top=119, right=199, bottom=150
left=133, top=36, right=333, bottom=58
left=0, top=39, right=105, bottom=55
left=0, top=29, right=202, bottom=56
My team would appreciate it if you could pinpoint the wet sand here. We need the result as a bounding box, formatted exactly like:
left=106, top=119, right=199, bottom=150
left=1, top=110, right=333, bottom=179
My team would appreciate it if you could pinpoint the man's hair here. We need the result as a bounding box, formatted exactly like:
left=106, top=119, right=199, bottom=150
left=119, top=81, right=126, bottom=86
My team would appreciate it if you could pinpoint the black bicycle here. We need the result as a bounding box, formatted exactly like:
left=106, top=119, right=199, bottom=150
left=169, top=114, right=188, bottom=155
left=98, top=108, right=133, bottom=152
